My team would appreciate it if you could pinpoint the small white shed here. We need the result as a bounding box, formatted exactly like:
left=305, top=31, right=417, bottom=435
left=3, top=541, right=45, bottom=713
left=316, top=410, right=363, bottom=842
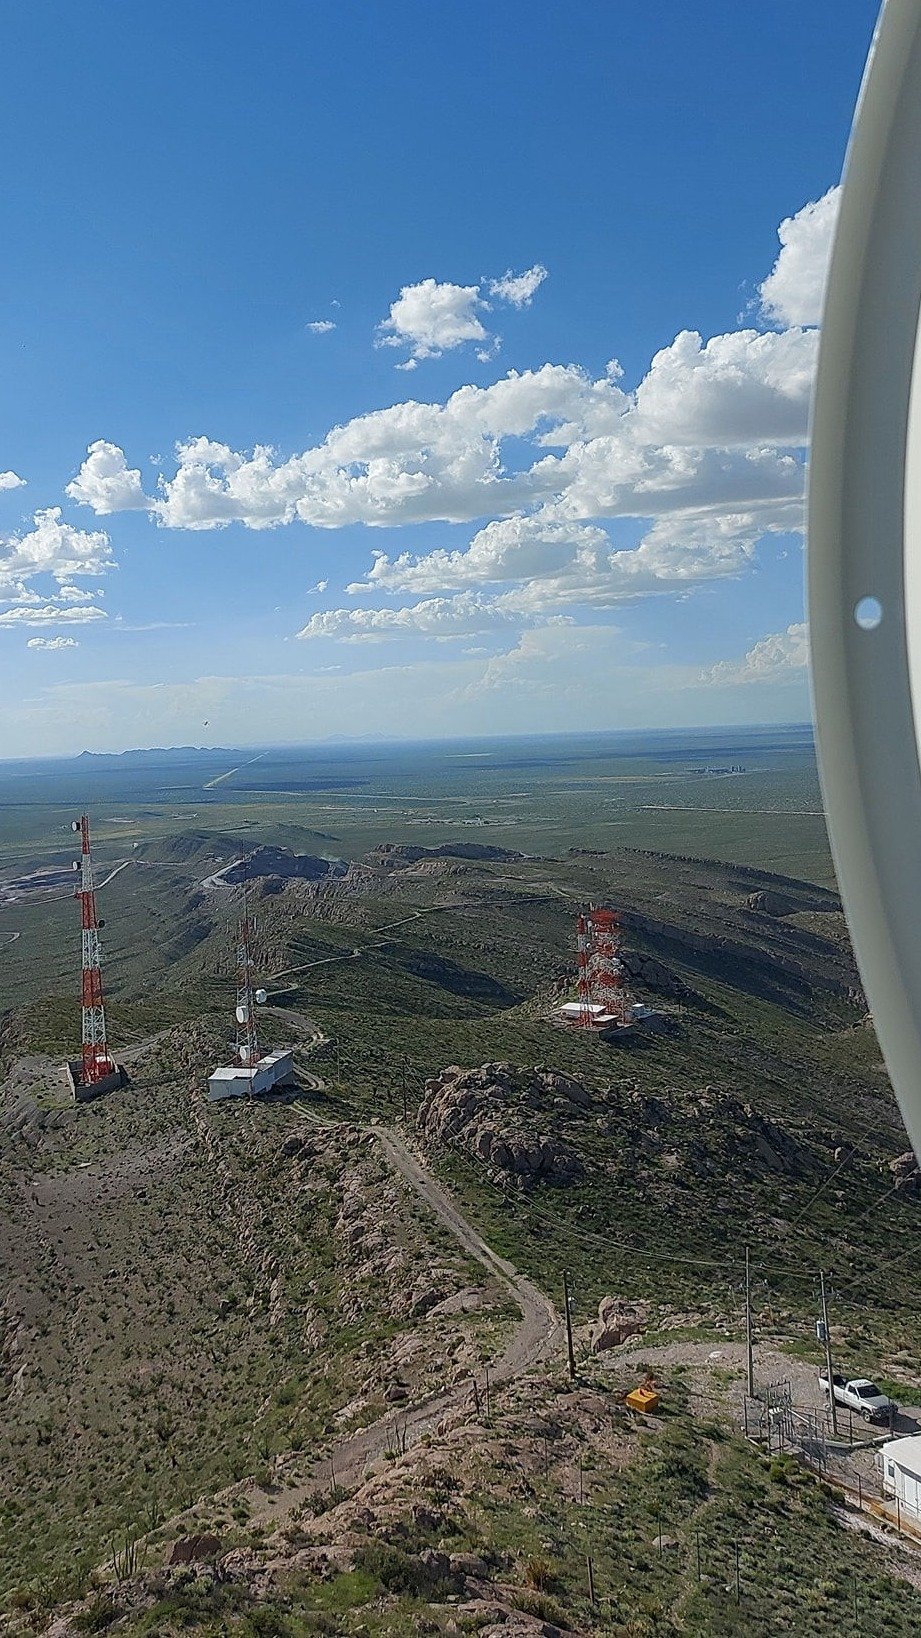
left=881, top=1435, right=921, bottom=1517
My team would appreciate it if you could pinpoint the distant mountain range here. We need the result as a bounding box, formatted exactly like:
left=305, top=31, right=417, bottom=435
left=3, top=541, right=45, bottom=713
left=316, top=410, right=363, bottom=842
left=75, top=746, right=239, bottom=763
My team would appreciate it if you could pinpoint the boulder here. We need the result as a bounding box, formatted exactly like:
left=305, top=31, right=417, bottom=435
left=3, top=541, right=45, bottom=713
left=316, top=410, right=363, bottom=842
left=747, top=889, right=794, bottom=916
left=890, top=1151, right=921, bottom=1191
left=592, top=1295, right=649, bottom=1353
left=168, top=1532, right=222, bottom=1565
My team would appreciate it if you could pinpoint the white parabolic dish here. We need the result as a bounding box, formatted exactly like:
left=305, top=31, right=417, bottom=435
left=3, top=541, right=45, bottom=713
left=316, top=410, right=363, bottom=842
left=809, top=0, right=921, bottom=1159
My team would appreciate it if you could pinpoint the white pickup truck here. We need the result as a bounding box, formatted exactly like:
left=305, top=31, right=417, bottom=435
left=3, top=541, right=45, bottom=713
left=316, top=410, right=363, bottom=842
left=819, top=1370, right=898, bottom=1422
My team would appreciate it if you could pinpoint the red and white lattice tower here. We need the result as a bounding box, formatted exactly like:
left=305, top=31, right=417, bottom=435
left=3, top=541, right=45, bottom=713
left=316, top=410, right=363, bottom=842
left=576, top=911, right=594, bottom=1027
left=586, top=908, right=631, bottom=1026
left=72, top=814, right=115, bottom=1084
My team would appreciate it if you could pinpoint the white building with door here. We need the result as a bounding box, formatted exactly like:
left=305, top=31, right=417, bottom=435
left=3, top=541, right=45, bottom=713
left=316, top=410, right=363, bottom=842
left=881, top=1435, right=921, bottom=1517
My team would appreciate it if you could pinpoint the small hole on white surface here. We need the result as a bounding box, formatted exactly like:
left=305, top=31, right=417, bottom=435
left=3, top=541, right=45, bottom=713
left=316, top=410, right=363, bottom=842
left=854, top=596, right=882, bottom=630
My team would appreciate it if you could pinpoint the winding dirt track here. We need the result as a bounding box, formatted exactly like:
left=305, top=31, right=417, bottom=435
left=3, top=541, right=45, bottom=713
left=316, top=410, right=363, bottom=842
left=249, top=1108, right=559, bottom=1525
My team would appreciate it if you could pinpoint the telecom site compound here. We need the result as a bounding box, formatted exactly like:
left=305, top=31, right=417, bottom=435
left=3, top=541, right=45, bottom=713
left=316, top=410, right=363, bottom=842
left=63, top=815, right=294, bottom=1103
left=207, top=859, right=295, bottom=1101
left=558, top=906, right=653, bottom=1035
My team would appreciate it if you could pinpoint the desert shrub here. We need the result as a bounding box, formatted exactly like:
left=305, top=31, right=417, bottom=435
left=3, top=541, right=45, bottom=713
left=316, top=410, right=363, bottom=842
left=512, top=1589, right=568, bottom=1625
left=237, top=1608, right=291, bottom=1637
left=353, top=1541, right=455, bottom=1600
left=72, top=1595, right=120, bottom=1632
left=523, top=1554, right=556, bottom=1592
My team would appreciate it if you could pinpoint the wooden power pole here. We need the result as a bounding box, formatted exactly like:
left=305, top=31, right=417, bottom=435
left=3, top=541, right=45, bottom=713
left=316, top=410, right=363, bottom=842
left=820, top=1269, right=839, bottom=1435
left=563, top=1269, right=576, bottom=1380
left=745, top=1245, right=755, bottom=1399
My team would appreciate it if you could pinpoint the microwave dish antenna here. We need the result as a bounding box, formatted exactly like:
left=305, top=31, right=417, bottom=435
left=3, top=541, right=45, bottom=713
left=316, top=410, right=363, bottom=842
left=809, top=0, right=921, bottom=1158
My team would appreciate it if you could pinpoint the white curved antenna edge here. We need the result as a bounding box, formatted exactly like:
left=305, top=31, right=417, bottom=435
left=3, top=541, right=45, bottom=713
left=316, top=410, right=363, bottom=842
left=809, top=0, right=921, bottom=1157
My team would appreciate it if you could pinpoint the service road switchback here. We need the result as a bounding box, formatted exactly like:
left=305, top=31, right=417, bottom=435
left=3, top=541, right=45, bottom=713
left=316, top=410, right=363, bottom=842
left=246, top=1044, right=559, bottom=1526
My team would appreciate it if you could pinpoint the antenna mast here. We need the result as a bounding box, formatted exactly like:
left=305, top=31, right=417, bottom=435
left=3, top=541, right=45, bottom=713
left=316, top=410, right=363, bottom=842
left=586, top=908, right=630, bottom=1026
left=576, top=912, right=594, bottom=1027
left=73, top=814, right=114, bottom=1084
left=235, top=851, right=260, bottom=1086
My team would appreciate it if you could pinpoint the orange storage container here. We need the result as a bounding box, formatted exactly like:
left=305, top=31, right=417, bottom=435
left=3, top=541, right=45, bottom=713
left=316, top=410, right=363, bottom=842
left=626, top=1386, right=660, bottom=1414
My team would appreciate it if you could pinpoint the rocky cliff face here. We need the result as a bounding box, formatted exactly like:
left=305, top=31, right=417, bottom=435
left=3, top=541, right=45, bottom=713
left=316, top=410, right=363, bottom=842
left=368, top=842, right=527, bottom=869
left=416, top=1063, right=585, bottom=1188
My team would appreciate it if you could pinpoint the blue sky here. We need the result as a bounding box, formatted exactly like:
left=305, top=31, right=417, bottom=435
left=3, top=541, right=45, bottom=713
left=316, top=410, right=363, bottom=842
left=0, top=0, right=879, bottom=752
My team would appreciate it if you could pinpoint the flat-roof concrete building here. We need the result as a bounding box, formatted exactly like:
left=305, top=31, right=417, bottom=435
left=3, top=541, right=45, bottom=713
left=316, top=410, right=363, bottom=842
left=208, top=1048, right=294, bottom=1101
left=881, top=1435, right=921, bottom=1518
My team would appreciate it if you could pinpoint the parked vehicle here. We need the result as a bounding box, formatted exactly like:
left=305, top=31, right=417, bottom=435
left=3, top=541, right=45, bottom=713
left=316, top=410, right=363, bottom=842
left=819, top=1369, right=897, bottom=1422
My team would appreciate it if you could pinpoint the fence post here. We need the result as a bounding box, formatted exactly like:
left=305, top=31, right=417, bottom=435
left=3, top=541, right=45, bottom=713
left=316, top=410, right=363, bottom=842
left=734, top=1540, right=741, bottom=1603
left=857, top=1473, right=862, bottom=1511
left=586, top=1555, right=596, bottom=1607
left=897, top=1495, right=901, bottom=1534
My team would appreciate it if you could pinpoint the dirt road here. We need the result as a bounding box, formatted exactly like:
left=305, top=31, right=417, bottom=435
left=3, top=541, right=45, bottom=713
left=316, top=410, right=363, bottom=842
left=248, top=1117, right=559, bottom=1525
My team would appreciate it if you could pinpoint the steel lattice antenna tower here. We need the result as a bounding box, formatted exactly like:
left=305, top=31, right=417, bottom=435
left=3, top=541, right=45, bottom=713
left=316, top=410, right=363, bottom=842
left=587, top=907, right=631, bottom=1026
left=234, top=852, right=260, bottom=1084
left=576, top=911, right=594, bottom=1028
left=72, top=814, right=113, bottom=1084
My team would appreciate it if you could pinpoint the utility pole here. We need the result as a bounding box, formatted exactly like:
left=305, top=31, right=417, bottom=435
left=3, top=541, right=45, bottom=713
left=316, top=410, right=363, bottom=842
left=563, top=1269, right=576, bottom=1380
left=820, top=1269, right=838, bottom=1435
left=401, top=1056, right=408, bottom=1123
left=745, top=1246, right=755, bottom=1400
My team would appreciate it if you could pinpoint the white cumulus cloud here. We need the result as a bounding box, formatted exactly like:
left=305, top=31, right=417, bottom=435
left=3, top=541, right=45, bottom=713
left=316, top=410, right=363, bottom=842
left=27, top=635, right=79, bottom=650
left=111, top=327, right=809, bottom=539
left=759, top=187, right=839, bottom=328
left=376, top=263, right=549, bottom=364
left=701, top=621, right=808, bottom=685
left=488, top=264, right=548, bottom=307
left=296, top=591, right=525, bottom=642
left=377, top=278, right=488, bottom=361
left=66, top=440, right=150, bottom=514
left=63, top=190, right=836, bottom=663
left=0, top=602, right=106, bottom=627
left=0, top=508, right=115, bottom=588
left=632, top=327, right=817, bottom=445
left=306, top=319, right=336, bottom=334
left=0, top=471, right=25, bottom=490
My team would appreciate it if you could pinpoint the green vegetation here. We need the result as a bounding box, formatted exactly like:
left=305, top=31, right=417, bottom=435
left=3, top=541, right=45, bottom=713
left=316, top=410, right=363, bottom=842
left=2, top=729, right=920, bottom=1631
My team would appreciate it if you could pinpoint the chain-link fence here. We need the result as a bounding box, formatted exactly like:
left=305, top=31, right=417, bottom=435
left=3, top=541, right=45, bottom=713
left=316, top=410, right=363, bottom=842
left=739, top=1380, right=921, bottom=1538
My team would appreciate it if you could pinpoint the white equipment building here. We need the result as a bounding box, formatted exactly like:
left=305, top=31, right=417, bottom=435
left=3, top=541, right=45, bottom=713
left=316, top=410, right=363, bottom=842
left=208, top=1047, right=295, bottom=1101
left=880, top=1435, right=921, bottom=1520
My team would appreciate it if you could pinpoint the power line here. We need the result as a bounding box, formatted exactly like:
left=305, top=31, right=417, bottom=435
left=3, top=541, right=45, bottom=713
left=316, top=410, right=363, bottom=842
left=786, top=1117, right=891, bottom=1228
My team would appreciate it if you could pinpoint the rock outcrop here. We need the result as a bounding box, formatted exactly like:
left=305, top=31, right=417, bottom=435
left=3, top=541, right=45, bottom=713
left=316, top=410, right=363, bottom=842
left=889, top=1151, right=921, bottom=1192
left=618, top=947, right=689, bottom=998
left=747, top=889, right=794, bottom=916
left=224, top=847, right=346, bottom=885
left=592, top=1295, right=649, bottom=1353
left=368, top=842, right=527, bottom=869
left=416, top=1064, right=584, bottom=1188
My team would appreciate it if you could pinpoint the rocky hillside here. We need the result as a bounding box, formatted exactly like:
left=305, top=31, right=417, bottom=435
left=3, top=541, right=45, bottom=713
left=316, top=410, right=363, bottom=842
left=0, top=1032, right=510, bottom=1606
left=22, top=1358, right=921, bottom=1637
